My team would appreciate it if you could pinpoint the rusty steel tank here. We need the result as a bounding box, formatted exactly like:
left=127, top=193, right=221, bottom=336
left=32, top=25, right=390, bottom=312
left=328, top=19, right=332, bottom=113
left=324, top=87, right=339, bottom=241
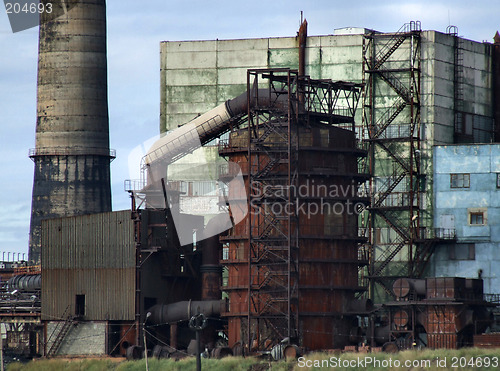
left=219, top=110, right=369, bottom=351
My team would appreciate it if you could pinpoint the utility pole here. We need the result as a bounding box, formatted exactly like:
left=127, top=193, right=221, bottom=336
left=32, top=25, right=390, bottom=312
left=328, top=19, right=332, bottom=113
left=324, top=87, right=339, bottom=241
left=189, top=313, right=207, bottom=371
left=143, top=312, right=151, bottom=371
left=1, top=322, right=4, bottom=371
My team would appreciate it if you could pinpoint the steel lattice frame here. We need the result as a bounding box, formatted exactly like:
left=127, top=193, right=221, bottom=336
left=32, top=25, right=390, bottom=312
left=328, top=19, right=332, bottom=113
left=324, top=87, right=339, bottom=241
left=245, top=69, right=300, bottom=349
left=361, top=22, right=432, bottom=300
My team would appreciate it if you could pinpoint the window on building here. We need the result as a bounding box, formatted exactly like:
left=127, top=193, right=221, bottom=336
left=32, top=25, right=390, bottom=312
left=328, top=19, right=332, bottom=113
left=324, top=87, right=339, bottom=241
left=448, top=243, right=475, bottom=260
left=454, top=112, right=494, bottom=142
left=497, top=173, right=500, bottom=189
left=468, top=208, right=487, bottom=226
left=470, top=212, right=484, bottom=225
left=450, top=173, right=470, bottom=188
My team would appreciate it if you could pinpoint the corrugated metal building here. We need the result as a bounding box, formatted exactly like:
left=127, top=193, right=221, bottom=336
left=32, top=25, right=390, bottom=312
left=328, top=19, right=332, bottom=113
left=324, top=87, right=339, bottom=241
left=41, top=210, right=135, bottom=355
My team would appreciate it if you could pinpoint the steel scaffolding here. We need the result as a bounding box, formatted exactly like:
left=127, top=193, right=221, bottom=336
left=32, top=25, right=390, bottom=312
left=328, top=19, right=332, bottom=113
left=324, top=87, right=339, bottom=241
left=220, top=69, right=366, bottom=352
left=362, top=21, right=436, bottom=300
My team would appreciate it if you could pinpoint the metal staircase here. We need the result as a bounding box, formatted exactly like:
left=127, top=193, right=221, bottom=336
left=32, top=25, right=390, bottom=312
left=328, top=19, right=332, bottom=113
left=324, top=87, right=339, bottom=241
left=363, top=22, right=426, bottom=302
left=46, top=308, right=77, bottom=357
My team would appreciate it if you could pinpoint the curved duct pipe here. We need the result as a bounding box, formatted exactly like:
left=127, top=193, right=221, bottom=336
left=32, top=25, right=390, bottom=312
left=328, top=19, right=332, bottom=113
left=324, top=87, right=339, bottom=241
left=141, top=88, right=288, bottom=212
left=143, top=89, right=288, bottom=172
left=147, top=300, right=225, bottom=325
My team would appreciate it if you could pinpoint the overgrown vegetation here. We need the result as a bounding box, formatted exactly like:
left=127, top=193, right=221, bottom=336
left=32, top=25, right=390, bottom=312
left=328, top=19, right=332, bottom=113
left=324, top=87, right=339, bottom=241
left=7, top=348, right=500, bottom=371
left=6, top=357, right=292, bottom=371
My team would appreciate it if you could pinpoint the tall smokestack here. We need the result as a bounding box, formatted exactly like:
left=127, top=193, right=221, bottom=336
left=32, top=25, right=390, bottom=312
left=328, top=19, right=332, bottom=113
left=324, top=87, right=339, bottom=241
left=28, top=0, right=113, bottom=264
left=298, top=19, right=307, bottom=77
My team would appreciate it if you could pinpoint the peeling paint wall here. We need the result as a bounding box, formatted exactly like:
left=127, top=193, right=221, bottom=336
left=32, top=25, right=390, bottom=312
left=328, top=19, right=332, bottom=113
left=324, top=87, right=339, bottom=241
left=159, top=29, right=495, bottom=238
left=430, top=144, right=500, bottom=294
left=161, top=31, right=493, bottom=137
left=160, top=34, right=367, bottom=133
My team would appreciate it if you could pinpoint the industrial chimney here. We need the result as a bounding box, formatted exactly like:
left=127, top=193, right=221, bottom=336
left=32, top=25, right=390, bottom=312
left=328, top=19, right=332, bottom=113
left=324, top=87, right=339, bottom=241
left=28, top=0, right=113, bottom=264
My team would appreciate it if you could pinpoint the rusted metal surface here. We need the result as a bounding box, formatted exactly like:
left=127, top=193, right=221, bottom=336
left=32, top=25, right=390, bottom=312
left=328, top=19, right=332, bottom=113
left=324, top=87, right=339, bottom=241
left=119, top=322, right=137, bottom=356
left=474, top=333, right=500, bottom=348
left=41, top=211, right=135, bottom=321
left=298, top=19, right=307, bottom=77
left=393, top=310, right=410, bottom=327
left=392, top=278, right=426, bottom=299
left=426, top=277, right=466, bottom=300
left=492, top=31, right=500, bottom=142
left=220, top=69, right=366, bottom=352
left=386, top=277, right=493, bottom=350
left=427, top=333, right=458, bottom=349
left=13, top=265, right=41, bottom=275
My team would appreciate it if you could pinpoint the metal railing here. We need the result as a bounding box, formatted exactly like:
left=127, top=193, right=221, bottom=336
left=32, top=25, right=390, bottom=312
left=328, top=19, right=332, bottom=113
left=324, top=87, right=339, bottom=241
left=29, top=147, right=115, bottom=158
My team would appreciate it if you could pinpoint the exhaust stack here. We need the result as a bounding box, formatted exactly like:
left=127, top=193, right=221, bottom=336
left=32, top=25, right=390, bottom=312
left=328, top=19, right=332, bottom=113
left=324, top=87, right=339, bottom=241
left=29, top=0, right=113, bottom=263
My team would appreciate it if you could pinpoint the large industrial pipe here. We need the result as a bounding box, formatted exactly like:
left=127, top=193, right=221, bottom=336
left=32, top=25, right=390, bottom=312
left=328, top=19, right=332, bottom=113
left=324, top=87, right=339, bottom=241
left=493, top=31, right=500, bottom=141
left=7, top=274, right=41, bottom=291
left=392, top=278, right=426, bottom=299
left=200, top=215, right=230, bottom=301
left=298, top=19, right=308, bottom=77
left=147, top=300, right=225, bottom=325
left=144, top=89, right=287, bottom=169
left=29, top=0, right=112, bottom=264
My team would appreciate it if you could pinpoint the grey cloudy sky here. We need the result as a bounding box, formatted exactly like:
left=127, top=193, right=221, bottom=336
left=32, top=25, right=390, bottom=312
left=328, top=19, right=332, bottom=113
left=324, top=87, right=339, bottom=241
left=0, top=0, right=498, bottom=257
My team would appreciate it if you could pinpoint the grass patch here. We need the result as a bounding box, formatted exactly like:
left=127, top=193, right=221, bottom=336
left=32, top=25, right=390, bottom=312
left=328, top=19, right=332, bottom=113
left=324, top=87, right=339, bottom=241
left=6, top=356, right=293, bottom=371
left=7, top=359, right=119, bottom=371
left=292, top=348, right=500, bottom=370
left=7, top=348, right=500, bottom=371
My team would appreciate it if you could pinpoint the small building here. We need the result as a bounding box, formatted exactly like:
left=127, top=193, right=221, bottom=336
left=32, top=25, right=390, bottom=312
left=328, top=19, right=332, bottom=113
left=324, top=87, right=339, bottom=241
left=41, top=210, right=136, bottom=356
left=429, top=144, right=500, bottom=295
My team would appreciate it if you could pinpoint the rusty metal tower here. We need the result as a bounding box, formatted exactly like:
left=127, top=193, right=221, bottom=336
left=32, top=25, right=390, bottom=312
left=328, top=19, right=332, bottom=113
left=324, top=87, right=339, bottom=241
left=220, top=69, right=367, bottom=352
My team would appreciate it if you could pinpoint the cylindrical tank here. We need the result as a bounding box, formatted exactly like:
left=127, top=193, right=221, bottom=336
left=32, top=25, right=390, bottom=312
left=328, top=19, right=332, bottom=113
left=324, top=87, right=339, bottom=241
left=220, top=118, right=368, bottom=351
left=29, top=0, right=112, bottom=264
left=392, top=278, right=426, bottom=299
left=393, top=309, right=411, bottom=328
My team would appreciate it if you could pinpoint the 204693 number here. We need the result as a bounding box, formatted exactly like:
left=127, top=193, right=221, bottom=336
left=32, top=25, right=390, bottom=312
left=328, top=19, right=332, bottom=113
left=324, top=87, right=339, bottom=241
left=451, top=356, right=499, bottom=368
left=5, top=2, right=53, bottom=14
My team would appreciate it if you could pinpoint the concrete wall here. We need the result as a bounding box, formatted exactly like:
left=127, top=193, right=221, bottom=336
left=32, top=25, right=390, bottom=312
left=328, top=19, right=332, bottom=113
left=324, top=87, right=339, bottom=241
left=430, top=144, right=500, bottom=294
left=159, top=30, right=495, bottom=254
left=160, top=34, right=368, bottom=133
left=161, top=31, right=493, bottom=140
left=422, top=31, right=494, bottom=146
left=46, top=321, right=107, bottom=356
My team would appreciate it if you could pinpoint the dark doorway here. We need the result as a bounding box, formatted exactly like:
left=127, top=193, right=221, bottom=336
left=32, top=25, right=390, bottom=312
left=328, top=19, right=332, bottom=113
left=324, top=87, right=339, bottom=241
left=75, top=294, right=85, bottom=317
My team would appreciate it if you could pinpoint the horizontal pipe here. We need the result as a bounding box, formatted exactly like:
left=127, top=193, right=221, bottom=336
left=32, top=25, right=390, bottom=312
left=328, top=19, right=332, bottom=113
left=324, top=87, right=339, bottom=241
left=147, top=300, right=225, bottom=325
left=7, top=274, right=41, bottom=291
